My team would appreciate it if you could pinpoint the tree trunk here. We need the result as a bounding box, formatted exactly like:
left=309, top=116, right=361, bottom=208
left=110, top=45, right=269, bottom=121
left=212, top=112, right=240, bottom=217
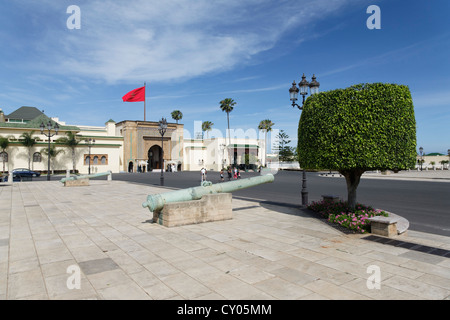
left=340, top=169, right=365, bottom=210
left=227, top=112, right=231, bottom=165
left=28, top=149, right=31, bottom=170
left=264, top=130, right=267, bottom=167
left=72, top=148, right=76, bottom=173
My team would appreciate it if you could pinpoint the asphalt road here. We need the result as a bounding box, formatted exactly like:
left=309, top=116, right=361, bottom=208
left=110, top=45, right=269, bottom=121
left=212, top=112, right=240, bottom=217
left=107, top=170, right=450, bottom=237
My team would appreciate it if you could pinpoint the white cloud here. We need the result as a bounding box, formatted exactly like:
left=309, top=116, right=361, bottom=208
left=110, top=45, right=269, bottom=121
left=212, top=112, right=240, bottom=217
left=412, top=91, right=450, bottom=108
left=15, top=0, right=364, bottom=84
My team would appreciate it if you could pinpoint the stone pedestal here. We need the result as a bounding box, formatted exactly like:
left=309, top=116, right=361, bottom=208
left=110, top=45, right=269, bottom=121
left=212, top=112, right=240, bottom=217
left=153, top=193, right=232, bottom=227
left=64, top=178, right=89, bottom=187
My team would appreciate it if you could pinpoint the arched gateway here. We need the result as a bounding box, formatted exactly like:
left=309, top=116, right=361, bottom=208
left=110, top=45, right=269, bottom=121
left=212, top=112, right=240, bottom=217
left=148, top=145, right=162, bottom=170
left=115, top=120, right=184, bottom=172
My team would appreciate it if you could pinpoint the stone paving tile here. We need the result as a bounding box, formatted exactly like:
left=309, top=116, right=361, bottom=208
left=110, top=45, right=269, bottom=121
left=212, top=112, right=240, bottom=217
left=141, top=277, right=179, bottom=300
left=204, top=273, right=271, bottom=300
left=227, top=264, right=276, bottom=284
left=269, top=266, right=318, bottom=286
left=8, top=256, right=40, bottom=274
left=415, top=273, right=450, bottom=291
left=97, top=282, right=151, bottom=300
left=143, top=259, right=181, bottom=279
left=362, top=260, right=424, bottom=280
left=341, top=277, right=423, bottom=300
left=78, top=257, right=120, bottom=275
left=105, top=250, right=146, bottom=275
left=86, top=269, right=132, bottom=290
left=7, top=268, right=47, bottom=300
left=384, top=275, right=450, bottom=300
left=1, top=180, right=450, bottom=300
left=44, top=272, right=96, bottom=300
left=160, top=272, right=212, bottom=299
left=304, top=279, right=369, bottom=300
left=254, top=277, right=313, bottom=299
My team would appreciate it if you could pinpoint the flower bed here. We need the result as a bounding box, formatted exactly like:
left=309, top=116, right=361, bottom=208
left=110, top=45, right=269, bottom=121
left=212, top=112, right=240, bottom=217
left=307, top=200, right=388, bottom=234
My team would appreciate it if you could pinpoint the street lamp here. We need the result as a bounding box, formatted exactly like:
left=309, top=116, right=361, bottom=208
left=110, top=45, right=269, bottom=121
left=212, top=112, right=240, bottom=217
left=158, top=118, right=168, bottom=186
left=85, top=138, right=96, bottom=174
left=419, top=146, right=424, bottom=171
left=40, top=121, right=59, bottom=181
left=289, top=74, right=320, bottom=206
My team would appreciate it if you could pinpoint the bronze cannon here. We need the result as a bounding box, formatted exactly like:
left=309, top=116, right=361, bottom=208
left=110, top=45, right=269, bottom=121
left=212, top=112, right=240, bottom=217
left=60, top=171, right=112, bottom=183
left=142, top=173, right=275, bottom=213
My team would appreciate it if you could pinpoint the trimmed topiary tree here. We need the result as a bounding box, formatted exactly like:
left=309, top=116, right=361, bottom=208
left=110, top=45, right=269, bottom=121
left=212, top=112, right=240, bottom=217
left=298, top=83, right=417, bottom=209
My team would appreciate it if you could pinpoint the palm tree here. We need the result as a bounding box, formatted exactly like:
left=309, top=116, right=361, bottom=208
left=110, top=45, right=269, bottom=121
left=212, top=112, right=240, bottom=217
left=42, top=145, right=65, bottom=174
left=220, top=98, right=236, bottom=166
left=57, top=131, right=80, bottom=173
left=201, top=121, right=214, bottom=139
left=219, top=97, right=236, bottom=153
left=171, top=110, right=183, bottom=124
left=0, top=135, right=11, bottom=173
left=258, top=119, right=274, bottom=167
left=20, top=131, right=37, bottom=170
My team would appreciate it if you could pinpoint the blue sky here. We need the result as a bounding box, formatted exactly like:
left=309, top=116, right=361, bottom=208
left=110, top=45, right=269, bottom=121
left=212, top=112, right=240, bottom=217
left=0, top=0, right=449, bottom=154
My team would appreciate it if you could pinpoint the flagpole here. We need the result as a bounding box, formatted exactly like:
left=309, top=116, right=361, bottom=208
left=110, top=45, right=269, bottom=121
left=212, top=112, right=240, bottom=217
left=144, top=82, right=146, bottom=121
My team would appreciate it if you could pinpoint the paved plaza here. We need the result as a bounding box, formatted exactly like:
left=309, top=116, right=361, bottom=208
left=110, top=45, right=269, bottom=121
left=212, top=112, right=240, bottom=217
left=0, top=176, right=449, bottom=300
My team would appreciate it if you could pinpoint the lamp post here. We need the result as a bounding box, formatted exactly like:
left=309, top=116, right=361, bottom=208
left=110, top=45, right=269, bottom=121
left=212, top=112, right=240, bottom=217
left=40, top=121, right=59, bottom=181
left=289, top=74, right=320, bottom=206
left=85, top=138, right=96, bottom=174
left=158, top=118, right=168, bottom=186
left=419, top=146, right=424, bottom=171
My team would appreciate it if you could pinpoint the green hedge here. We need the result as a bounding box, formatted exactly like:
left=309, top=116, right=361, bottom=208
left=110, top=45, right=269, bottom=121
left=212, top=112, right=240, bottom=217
left=298, top=83, right=417, bottom=172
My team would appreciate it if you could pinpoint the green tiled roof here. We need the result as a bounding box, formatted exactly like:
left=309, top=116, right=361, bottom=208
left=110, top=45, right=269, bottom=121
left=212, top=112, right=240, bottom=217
left=6, top=106, right=44, bottom=121
left=0, top=114, right=80, bottom=131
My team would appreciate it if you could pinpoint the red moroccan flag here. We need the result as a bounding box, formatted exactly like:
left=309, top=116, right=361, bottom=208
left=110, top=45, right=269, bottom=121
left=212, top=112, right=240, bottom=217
left=122, top=86, right=145, bottom=102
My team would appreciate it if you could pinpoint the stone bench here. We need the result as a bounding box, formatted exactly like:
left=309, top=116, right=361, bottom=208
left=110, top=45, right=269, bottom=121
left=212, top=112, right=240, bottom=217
left=368, top=211, right=409, bottom=237
left=368, top=216, right=399, bottom=237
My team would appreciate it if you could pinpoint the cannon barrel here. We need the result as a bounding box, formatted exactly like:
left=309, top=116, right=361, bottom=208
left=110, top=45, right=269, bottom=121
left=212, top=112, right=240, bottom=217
left=60, top=171, right=112, bottom=183
left=142, top=173, right=274, bottom=212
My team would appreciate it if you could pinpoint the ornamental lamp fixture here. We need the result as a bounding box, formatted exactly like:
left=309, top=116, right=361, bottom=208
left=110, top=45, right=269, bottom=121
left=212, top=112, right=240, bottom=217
left=158, top=117, right=168, bottom=136
left=309, top=74, right=320, bottom=95
left=299, top=73, right=310, bottom=96
left=289, top=81, right=299, bottom=105
left=289, top=74, right=320, bottom=110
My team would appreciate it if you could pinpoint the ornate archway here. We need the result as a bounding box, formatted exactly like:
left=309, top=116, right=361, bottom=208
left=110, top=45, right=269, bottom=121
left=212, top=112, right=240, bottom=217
left=148, top=145, right=162, bottom=170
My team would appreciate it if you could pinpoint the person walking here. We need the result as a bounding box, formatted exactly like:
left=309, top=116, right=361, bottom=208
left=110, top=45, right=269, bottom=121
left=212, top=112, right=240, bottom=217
left=220, top=169, right=224, bottom=182
left=227, top=167, right=232, bottom=181
left=201, top=167, right=206, bottom=182
left=233, top=167, right=238, bottom=179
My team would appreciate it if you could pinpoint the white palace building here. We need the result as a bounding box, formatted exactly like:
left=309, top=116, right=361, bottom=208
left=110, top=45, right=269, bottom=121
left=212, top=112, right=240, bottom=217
left=0, top=107, right=267, bottom=175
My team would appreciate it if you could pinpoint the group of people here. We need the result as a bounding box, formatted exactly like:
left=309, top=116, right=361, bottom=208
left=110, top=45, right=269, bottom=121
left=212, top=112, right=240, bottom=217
left=201, top=167, right=242, bottom=183
left=219, top=167, right=241, bottom=182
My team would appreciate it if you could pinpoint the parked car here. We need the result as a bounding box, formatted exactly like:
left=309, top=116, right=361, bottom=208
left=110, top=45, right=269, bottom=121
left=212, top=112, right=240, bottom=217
left=12, top=168, right=41, bottom=177
left=3, top=168, right=41, bottom=182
